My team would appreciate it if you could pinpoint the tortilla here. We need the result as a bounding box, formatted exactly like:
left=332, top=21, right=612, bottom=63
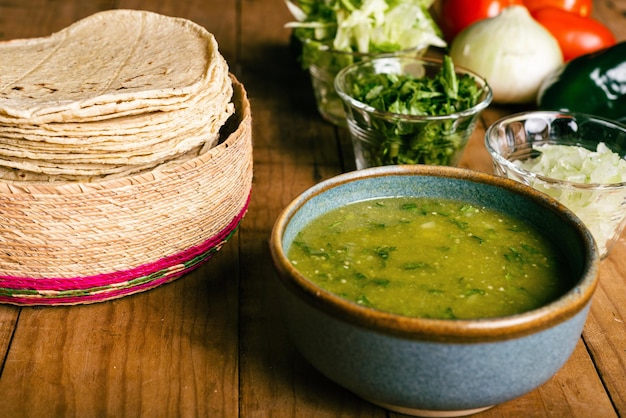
left=0, top=10, right=228, bottom=121
left=0, top=9, right=235, bottom=181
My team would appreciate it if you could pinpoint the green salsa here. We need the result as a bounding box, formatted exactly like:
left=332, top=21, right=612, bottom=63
left=288, top=197, right=569, bottom=319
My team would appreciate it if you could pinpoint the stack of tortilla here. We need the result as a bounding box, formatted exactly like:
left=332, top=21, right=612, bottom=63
left=0, top=9, right=234, bottom=182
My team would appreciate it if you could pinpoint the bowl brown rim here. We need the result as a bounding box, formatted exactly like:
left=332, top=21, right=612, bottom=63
left=269, top=165, right=600, bottom=343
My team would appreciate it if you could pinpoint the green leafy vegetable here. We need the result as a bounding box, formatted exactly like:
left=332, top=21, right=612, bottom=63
left=347, top=55, right=484, bottom=166
left=374, top=246, right=396, bottom=259
left=285, top=0, right=446, bottom=69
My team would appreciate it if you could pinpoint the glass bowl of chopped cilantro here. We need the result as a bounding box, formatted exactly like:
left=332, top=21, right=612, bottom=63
left=334, top=55, right=493, bottom=169
left=485, top=111, right=626, bottom=258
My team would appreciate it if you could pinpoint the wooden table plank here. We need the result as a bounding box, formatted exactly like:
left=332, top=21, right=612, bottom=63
left=0, top=255, right=241, bottom=417
left=0, top=1, right=624, bottom=417
left=0, top=253, right=240, bottom=416
left=0, top=305, right=18, bottom=366
left=0, top=0, right=115, bottom=39
left=235, top=2, right=374, bottom=416
left=583, top=238, right=626, bottom=415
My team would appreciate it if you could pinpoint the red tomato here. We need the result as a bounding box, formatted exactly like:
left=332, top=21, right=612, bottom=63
left=531, top=7, right=616, bottom=61
left=439, top=0, right=523, bottom=41
left=523, top=0, right=591, bottom=17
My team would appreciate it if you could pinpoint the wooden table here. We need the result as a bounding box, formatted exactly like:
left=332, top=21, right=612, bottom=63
left=0, top=1, right=624, bottom=416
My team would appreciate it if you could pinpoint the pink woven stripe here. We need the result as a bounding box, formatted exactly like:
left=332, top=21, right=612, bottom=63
left=0, top=193, right=250, bottom=295
left=8, top=259, right=210, bottom=304
left=2, top=264, right=192, bottom=305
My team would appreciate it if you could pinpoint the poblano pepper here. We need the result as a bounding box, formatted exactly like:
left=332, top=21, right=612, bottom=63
left=537, top=41, right=626, bottom=123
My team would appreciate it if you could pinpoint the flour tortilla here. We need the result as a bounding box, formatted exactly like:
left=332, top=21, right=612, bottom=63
left=0, top=110, right=229, bottom=164
left=0, top=9, right=236, bottom=181
left=0, top=9, right=229, bottom=123
left=0, top=96, right=234, bottom=154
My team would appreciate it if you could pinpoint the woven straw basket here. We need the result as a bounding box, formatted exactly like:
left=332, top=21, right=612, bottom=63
left=0, top=76, right=252, bottom=306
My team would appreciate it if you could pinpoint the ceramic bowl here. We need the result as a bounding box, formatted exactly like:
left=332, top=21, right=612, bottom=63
left=334, top=56, right=492, bottom=169
left=269, top=165, right=599, bottom=417
left=485, top=111, right=626, bottom=258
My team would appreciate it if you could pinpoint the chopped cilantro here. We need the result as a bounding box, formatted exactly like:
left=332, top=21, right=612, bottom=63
left=347, top=55, right=484, bottom=166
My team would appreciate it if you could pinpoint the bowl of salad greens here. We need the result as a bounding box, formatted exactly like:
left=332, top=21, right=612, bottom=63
left=485, top=111, right=626, bottom=258
left=285, top=0, right=446, bottom=126
left=334, top=55, right=492, bottom=169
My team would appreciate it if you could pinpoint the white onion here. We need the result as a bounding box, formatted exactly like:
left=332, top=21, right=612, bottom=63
left=449, top=6, right=563, bottom=104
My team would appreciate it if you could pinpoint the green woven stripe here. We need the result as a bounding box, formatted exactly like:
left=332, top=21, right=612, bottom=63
left=0, top=230, right=237, bottom=299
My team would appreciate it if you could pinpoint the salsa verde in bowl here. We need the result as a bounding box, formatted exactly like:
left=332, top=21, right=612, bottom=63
left=269, top=165, right=599, bottom=417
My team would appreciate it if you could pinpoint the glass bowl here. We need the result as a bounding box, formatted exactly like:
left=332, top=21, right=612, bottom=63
left=485, top=111, right=626, bottom=258
left=334, top=56, right=492, bottom=169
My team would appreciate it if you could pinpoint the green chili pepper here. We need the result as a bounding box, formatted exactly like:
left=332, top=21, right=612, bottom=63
left=537, top=42, right=626, bottom=123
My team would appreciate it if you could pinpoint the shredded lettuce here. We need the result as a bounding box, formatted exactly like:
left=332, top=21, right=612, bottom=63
left=514, top=142, right=626, bottom=257
left=285, top=0, right=446, bottom=68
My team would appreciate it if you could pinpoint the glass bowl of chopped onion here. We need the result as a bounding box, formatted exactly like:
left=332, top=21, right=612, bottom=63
left=485, top=111, right=626, bottom=258
left=334, top=55, right=493, bottom=169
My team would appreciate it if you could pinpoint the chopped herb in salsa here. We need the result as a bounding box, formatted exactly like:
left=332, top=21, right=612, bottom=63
left=288, top=197, right=569, bottom=319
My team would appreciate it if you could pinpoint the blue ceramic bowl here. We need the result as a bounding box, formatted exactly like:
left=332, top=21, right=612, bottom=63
left=269, top=165, right=599, bottom=417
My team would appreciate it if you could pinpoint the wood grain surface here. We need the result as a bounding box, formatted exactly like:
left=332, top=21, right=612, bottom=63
left=0, top=1, right=624, bottom=417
